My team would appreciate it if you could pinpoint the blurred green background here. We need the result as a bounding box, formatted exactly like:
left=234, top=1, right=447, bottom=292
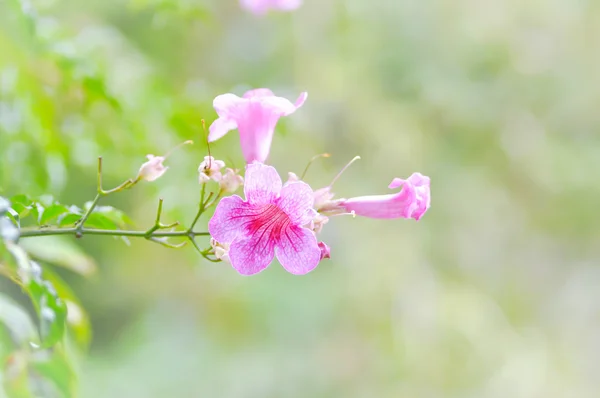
left=2, top=0, right=600, bottom=396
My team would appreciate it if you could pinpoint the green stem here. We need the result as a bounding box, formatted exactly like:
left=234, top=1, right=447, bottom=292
left=19, top=228, right=210, bottom=239
left=188, top=184, right=207, bottom=232
left=76, top=193, right=101, bottom=232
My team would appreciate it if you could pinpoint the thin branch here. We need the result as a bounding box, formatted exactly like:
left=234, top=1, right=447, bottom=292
left=19, top=228, right=210, bottom=239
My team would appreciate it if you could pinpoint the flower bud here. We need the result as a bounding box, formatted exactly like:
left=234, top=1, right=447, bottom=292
left=210, top=238, right=230, bottom=263
left=219, top=168, right=244, bottom=193
left=137, top=155, right=167, bottom=182
left=318, top=242, right=331, bottom=260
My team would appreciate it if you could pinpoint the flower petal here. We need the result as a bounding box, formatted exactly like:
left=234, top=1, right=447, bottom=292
left=259, top=96, right=297, bottom=116
left=274, top=0, right=303, bottom=11
left=277, top=181, right=315, bottom=225
left=213, top=93, right=246, bottom=118
left=208, top=117, right=238, bottom=142
left=243, top=88, right=275, bottom=98
left=292, top=91, right=307, bottom=111
left=275, top=226, right=320, bottom=275
left=228, top=235, right=275, bottom=275
left=388, top=172, right=430, bottom=189
left=208, top=195, right=253, bottom=244
left=244, top=162, right=282, bottom=205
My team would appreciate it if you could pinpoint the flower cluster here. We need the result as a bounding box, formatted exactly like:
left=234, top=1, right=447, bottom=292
left=135, top=87, right=430, bottom=275
left=133, top=7, right=430, bottom=276
left=204, top=89, right=431, bottom=276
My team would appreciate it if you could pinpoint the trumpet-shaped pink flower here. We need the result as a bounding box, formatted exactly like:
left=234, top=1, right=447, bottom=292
left=341, top=172, right=431, bottom=220
left=209, top=89, right=307, bottom=164
left=208, top=162, right=321, bottom=275
left=240, top=0, right=302, bottom=15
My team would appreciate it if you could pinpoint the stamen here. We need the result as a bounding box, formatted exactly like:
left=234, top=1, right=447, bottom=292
left=163, top=140, right=193, bottom=159
left=328, top=156, right=360, bottom=188
left=300, top=153, right=330, bottom=180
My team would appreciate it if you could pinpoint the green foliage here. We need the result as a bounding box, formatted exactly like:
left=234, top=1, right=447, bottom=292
left=0, top=197, right=91, bottom=397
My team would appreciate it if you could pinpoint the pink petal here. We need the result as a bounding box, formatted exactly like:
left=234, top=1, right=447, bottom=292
left=208, top=195, right=253, bottom=243
left=318, top=242, right=331, bottom=260
left=276, top=181, right=316, bottom=225
left=228, top=235, right=275, bottom=275
left=274, top=0, right=302, bottom=11
left=260, top=96, right=298, bottom=116
left=275, top=225, right=320, bottom=275
left=389, top=172, right=430, bottom=189
left=213, top=93, right=246, bottom=118
left=293, top=91, right=308, bottom=110
left=237, top=108, right=278, bottom=163
left=244, top=162, right=282, bottom=205
left=208, top=117, right=238, bottom=142
left=243, top=88, right=275, bottom=98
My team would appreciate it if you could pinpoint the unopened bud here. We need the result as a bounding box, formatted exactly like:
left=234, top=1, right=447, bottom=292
left=210, top=238, right=230, bottom=263
left=137, top=155, right=167, bottom=182
left=136, top=140, right=193, bottom=182
left=318, top=242, right=331, bottom=260
left=219, top=168, right=244, bottom=193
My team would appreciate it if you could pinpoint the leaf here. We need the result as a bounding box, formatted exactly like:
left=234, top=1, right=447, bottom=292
left=39, top=205, right=69, bottom=225
left=58, top=214, right=81, bottom=227
left=91, top=205, right=132, bottom=228
left=0, top=294, right=38, bottom=347
left=38, top=268, right=92, bottom=349
left=25, top=266, right=68, bottom=349
left=86, top=213, right=116, bottom=230
left=31, top=347, right=77, bottom=398
left=4, top=244, right=67, bottom=349
left=20, top=237, right=97, bottom=277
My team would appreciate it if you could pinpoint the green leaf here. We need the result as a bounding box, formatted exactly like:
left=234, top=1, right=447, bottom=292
left=26, top=266, right=68, bottom=348
left=40, top=269, right=92, bottom=349
left=58, top=214, right=81, bottom=227
left=4, top=244, right=68, bottom=349
left=31, top=347, right=77, bottom=398
left=9, top=196, right=31, bottom=208
left=84, top=213, right=117, bottom=230
left=20, top=237, right=97, bottom=277
left=39, top=205, right=69, bottom=225
left=0, top=294, right=38, bottom=347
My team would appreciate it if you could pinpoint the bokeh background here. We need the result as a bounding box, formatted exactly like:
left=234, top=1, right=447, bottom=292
left=2, top=0, right=600, bottom=396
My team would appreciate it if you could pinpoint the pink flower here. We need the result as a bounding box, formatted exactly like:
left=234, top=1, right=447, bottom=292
left=318, top=242, right=331, bottom=260
left=208, top=88, right=307, bottom=164
left=208, top=162, right=321, bottom=275
left=137, top=155, right=167, bottom=182
left=240, top=0, right=302, bottom=15
left=340, top=172, right=431, bottom=220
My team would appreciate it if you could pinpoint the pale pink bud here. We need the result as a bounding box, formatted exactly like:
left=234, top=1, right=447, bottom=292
left=137, top=155, right=167, bottom=182
left=210, top=238, right=231, bottom=263
left=220, top=168, right=244, bottom=193
left=318, top=242, right=331, bottom=260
